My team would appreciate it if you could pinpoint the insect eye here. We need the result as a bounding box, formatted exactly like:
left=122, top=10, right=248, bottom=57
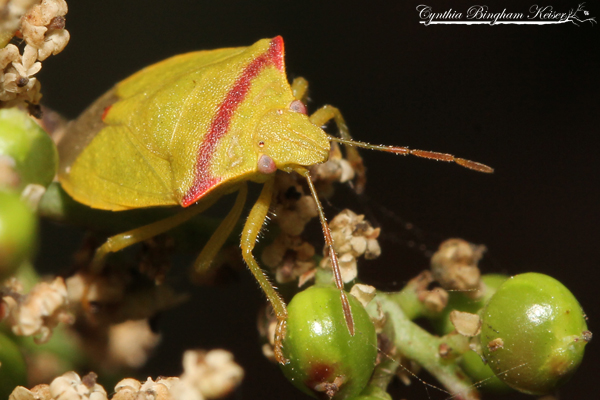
left=257, top=154, right=277, bottom=174
left=290, top=100, right=307, bottom=115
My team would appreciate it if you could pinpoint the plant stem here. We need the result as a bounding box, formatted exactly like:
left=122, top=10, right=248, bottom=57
left=367, top=293, right=480, bottom=400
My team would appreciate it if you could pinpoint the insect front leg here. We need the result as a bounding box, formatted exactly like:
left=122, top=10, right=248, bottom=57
left=239, top=179, right=289, bottom=364
left=290, top=77, right=309, bottom=104
left=309, top=104, right=367, bottom=193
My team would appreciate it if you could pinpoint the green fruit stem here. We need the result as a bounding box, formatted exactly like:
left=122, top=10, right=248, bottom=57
left=364, top=345, right=399, bottom=392
left=366, top=293, right=479, bottom=400
left=387, top=275, right=436, bottom=320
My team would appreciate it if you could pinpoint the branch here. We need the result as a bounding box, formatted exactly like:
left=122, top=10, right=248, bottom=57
left=367, top=293, right=480, bottom=400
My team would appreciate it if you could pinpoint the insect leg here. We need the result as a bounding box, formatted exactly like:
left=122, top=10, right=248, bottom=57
left=91, top=195, right=219, bottom=272
left=239, top=179, right=289, bottom=363
left=309, top=105, right=367, bottom=193
left=290, top=77, right=309, bottom=103
left=193, top=185, right=247, bottom=280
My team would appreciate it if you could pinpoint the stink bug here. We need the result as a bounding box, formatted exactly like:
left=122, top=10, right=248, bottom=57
left=57, top=36, right=492, bottom=363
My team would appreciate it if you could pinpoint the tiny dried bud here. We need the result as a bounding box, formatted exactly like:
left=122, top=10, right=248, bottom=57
left=47, top=15, right=66, bottom=30
left=81, top=372, right=98, bottom=389
left=0, top=44, right=21, bottom=69
left=350, top=283, right=376, bottom=308
left=17, top=76, right=30, bottom=87
left=9, top=384, right=51, bottom=400
left=581, top=330, right=593, bottom=342
left=487, top=338, right=504, bottom=352
left=419, top=287, right=449, bottom=313
left=450, top=310, right=482, bottom=336
left=113, top=378, right=142, bottom=400
left=364, top=238, right=381, bottom=259
left=439, top=343, right=452, bottom=358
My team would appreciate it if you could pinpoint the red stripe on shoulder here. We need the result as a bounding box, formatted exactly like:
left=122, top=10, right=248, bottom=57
left=101, top=105, right=112, bottom=121
left=181, top=38, right=285, bottom=207
left=270, top=36, right=285, bottom=71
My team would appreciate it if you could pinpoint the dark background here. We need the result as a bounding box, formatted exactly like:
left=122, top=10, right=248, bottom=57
left=37, top=0, right=598, bottom=399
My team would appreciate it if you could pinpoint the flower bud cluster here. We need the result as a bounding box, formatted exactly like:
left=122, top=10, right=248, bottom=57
left=2, top=276, right=73, bottom=343
left=321, top=209, right=381, bottom=283
left=1, top=0, right=69, bottom=109
left=10, top=349, right=244, bottom=400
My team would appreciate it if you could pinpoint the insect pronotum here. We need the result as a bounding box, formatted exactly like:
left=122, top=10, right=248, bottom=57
left=57, top=36, right=492, bottom=363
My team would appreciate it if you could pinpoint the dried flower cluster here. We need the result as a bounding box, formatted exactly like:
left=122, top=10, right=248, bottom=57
left=1, top=0, right=69, bottom=109
left=406, top=270, right=450, bottom=314
left=113, top=377, right=178, bottom=400
left=2, top=276, right=73, bottom=343
left=65, top=271, right=187, bottom=324
left=106, top=319, right=161, bottom=369
left=10, top=349, right=244, bottom=400
left=309, top=141, right=357, bottom=196
left=261, top=172, right=319, bottom=285
left=0, top=0, right=39, bottom=36
left=320, top=209, right=381, bottom=283
left=172, top=350, right=244, bottom=400
left=430, top=238, right=485, bottom=296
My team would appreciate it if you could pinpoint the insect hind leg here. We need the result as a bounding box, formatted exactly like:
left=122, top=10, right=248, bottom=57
left=90, top=196, right=218, bottom=273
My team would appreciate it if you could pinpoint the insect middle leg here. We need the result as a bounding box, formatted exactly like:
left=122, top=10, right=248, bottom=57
left=193, top=185, right=247, bottom=280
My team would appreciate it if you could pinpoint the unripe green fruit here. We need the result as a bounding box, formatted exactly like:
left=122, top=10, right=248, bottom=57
left=0, top=332, right=28, bottom=399
left=432, top=274, right=512, bottom=393
left=460, top=349, right=512, bottom=393
left=434, top=274, right=508, bottom=335
left=481, top=273, right=589, bottom=395
left=0, top=191, right=37, bottom=279
left=280, top=286, right=377, bottom=399
left=0, top=108, right=58, bottom=192
left=348, top=385, right=392, bottom=400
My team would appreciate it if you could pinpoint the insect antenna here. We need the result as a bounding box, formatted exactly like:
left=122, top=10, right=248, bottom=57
left=329, top=136, right=494, bottom=173
left=295, top=167, right=356, bottom=336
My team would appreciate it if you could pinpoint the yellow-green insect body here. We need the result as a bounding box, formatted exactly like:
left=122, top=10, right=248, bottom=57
left=59, top=36, right=329, bottom=211
left=57, top=36, right=491, bottom=365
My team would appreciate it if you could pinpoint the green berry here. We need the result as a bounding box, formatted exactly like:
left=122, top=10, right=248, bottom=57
left=0, top=108, right=58, bottom=192
left=348, top=385, right=392, bottom=400
left=280, top=286, right=377, bottom=399
left=0, top=191, right=37, bottom=279
left=434, top=274, right=508, bottom=335
left=0, top=332, right=28, bottom=399
left=459, top=349, right=512, bottom=393
left=481, top=273, right=590, bottom=395
left=430, top=274, right=512, bottom=393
